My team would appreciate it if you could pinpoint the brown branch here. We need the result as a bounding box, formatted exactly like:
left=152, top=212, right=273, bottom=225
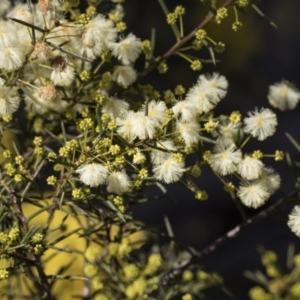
left=9, top=191, right=55, bottom=299
left=10, top=190, right=29, bottom=232
left=137, top=0, right=236, bottom=80
left=160, top=192, right=298, bottom=287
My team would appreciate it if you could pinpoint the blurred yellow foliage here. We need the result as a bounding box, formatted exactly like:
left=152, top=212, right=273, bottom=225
left=0, top=196, right=146, bottom=299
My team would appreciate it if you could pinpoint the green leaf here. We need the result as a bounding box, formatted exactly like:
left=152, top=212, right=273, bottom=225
left=151, top=27, right=156, bottom=55
left=45, top=245, right=73, bottom=253
left=8, top=17, right=46, bottom=33
left=287, top=243, right=295, bottom=270
left=208, top=46, right=216, bottom=66
left=144, top=98, right=149, bottom=116
left=285, top=151, right=293, bottom=167
left=61, top=121, right=67, bottom=144
left=96, top=104, right=103, bottom=134
left=164, top=215, right=174, bottom=238
left=244, top=270, right=269, bottom=287
left=47, top=213, right=68, bottom=233
left=286, top=132, right=300, bottom=153
left=46, top=40, right=93, bottom=62
left=48, top=227, right=81, bottom=245
left=154, top=182, right=167, bottom=194
left=114, top=134, right=132, bottom=148
left=7, top=244, right=28, bottom=251
left=199, top=135, right=217, bottom=144
left=157, top=0, right=181, bottom=40
left=200, top=0, right=217, bottom=14
left=0, top=206, right=7, bottom=224
left=155, top=182, right=176, bottom=205
left=47, top=274, right=88, bottom=281
left=145, top=142, right=167, bottom=153
left=105, top=200, right=126, bottom=223
left=26, top=204, right=54, bottom=223
left=20, top=226, right=41, bottom=244
left=251, top=4, right=277, bottom=28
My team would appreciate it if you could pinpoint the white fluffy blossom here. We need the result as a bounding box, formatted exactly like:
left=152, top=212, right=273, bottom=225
left=186, top=85, right=217, bottom=114
left=197, top=73, right=228, bottom=100
left=0, top=0, right=11, bottom=17
left=0, top=21, right=17, bottom=47
left=112, top=65, right=137, bottom=88
left=217, top=120, right=243, bottom=142
left=47, top=21, right=80, bottom=54
left=153, top=156, right=185, bottom=183
left=80, top=35, right=103, bottom=60
left=237, top=155, right=264, bottom=180
left=7, top=4, right=33, bottom=27
left=76, top=163, right=108, bottom=187
left=186, top=73, right=228, bottom=114
left=117, top=104, right=164, bottom=141
left=0, top=86, right=20, bottom=117
left=81, top=14, right=117, bottom=59
left=243, top=108, right=277, bottom=141
left=30, top=42, right=52, bottom=61
left=82, top=14, right=113, bottom=44
left=102, top=97, right=129, bottom=119
left=50, top=56, right=75, bottom=86
left=209, top=139, right=242, bottom=175
left=141, top=100, right=167, bottom=125
left=130, top=111, right=158, bottom=140
left=237, top=181, right=270, bottom=208
left=288, top=206, right=300, bottom=237
left=259, top=167, right=281, bottom=194
left=268, top=80, right=300, bottom=111
left=172, top=100, right=196, bottom=122
left=237, top=167, right=280, bottom=208
left=0, top=46, right=25, bottom=71
left=50, top=65, right=75, bottom=86
left=17, top=26, right=35, bottom=56
left=110, top=33, right=142, bottom=65
left=26, top=84, right=65, bottom=114
left=116, top=110, right=135, bottom=141
left=37, top=0, right=53, bottom=16
left=150, top=140, right=177, bottom=165
left=106, top=170, right=130, bottom=194
left=176, top=120, right=201, bottom=146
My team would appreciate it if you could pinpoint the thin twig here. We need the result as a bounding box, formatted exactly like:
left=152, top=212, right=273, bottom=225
left=138, top=0, right=235, bottom=80
left=9, top=191, right=55, bottom=299
left=160, top=192, right=298, bottom=287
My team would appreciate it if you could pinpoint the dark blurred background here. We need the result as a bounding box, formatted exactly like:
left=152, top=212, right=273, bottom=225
left=122, top=0, right=300, bottom=298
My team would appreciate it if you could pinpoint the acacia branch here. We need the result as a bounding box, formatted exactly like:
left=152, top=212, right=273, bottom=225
left=9, top=191, right=54, bottom=299
left=160, top=192, right=298, bottom=287
left=138, top=0, right=235, bottom=80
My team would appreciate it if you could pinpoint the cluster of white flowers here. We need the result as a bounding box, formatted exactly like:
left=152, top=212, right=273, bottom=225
left=0, top=2, right=284, bottom=212
left=2, top=2, right=300, bottom=298
left=209, top=139, right=242, bottom=176
left=97, top=68, right=281, bottom=202
left=243, top=108, right=278, bottom=141
left=266, top=80, right=300, bottom=237
left=75, top=163, right=130, bottom=195
left=208, top=106, right=280, bottom=208
left=268, top=80, right=300, bottom=111
left=237, top=168, right=280, bottom=208
left=268, top=80, right=300, bottom=237
left=0, top=2, right=142, bottom=117
left=173, top=73, right=228, bottom=120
